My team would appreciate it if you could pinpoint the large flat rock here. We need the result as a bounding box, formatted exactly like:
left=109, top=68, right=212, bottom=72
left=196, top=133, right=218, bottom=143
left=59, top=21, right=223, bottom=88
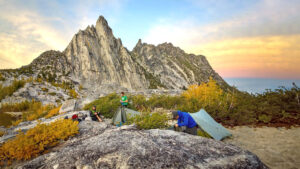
left=17, top=121, right=268, bottom=169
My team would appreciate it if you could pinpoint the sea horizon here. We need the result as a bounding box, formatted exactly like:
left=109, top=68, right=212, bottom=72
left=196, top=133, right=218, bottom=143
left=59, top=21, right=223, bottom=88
left=224, top=78, right=300, bottom=94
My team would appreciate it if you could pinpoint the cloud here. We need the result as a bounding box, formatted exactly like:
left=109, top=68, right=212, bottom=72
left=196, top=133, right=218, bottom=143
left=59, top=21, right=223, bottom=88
left=197, top=35, right=300, bottom=79
left=0, top=0, right=125, bottom=69
left=143, top=0, right=300, bottom=79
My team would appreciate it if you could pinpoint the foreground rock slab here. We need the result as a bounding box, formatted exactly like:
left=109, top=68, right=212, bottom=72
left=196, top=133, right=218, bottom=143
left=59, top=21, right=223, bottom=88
left=17, top=121, right=267, bottom=169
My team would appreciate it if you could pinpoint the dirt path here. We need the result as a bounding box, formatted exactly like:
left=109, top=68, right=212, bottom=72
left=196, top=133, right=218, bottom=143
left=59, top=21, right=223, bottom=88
left=223, top=126, right=300, bottom=169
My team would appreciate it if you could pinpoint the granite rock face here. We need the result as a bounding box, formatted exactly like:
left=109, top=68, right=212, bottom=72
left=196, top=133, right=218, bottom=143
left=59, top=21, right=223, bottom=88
left=59, top=99, right=78, bottom=113
left=16, top=121, right=268, bottom=169
left=132, top=40, right=228, bottom=89
left=64, top=16, right=149, bottom=91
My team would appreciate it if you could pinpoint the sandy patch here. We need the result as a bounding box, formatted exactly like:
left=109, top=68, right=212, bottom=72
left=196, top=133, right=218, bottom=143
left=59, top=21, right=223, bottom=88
left=223, top=126, right=300, bottom=169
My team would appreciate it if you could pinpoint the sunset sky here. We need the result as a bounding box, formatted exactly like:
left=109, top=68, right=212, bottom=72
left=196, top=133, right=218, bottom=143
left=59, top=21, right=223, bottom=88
left=0, top=0, right=299, bottom=79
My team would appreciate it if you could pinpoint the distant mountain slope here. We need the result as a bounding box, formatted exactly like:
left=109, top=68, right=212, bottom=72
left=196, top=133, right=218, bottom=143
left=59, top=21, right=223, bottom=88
left=132, top=39, right=227, bottom=89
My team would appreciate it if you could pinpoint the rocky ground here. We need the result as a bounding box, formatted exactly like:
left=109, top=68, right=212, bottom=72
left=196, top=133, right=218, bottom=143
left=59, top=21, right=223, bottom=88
left=0, top=111, right=267, bottom=169
left=224, top=126, right=300, bottom=169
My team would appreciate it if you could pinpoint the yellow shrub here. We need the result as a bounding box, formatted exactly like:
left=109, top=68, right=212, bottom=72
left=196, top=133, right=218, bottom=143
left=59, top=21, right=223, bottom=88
left=181, top=77, right=234, bottom=113
left=183, top=77, right=223, bottom=106
left=69, top=89, right=78, bottom=98
left=0, top=119, right=79, bottom=165
left=0, top=131, right=4, bottom=137
left=8, top=102, right=59, bottom=126
left=11, top=119, right=23, bottom=127
left=26, top=77, right=34, bottom=83
left=34, top=78, right=43, bottom=83
left=0, top=73, right=5, bottom=81
left=45, top=106, right=62, bottom=119
left=22, top=103, right=54, bottom=121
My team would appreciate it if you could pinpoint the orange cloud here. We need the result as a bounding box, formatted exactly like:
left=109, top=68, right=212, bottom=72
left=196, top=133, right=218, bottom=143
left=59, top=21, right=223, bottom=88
left=186, top=35, right=300, bottom=79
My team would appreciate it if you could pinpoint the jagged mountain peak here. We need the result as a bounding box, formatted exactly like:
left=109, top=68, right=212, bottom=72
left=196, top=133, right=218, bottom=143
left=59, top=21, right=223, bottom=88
left=63, top=16, right=148, bottom=91
left=95, top=15, right=113, bottom=38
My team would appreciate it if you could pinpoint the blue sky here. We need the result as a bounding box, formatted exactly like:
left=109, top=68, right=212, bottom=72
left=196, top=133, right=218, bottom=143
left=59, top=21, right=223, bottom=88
left=0, top=0, right=299, bottom=79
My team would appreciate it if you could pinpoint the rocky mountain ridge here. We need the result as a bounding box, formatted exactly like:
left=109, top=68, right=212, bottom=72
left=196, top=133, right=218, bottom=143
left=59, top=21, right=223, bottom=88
left=0, top=15, right=229, bottom=105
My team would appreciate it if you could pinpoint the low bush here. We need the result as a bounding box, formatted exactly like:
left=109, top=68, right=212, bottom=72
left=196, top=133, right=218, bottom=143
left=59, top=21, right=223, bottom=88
left=51, top=81, right=73, bottom=91
left=0, top=113, right=15, bottom=127
left=79, top=85, right=83, bottom=91
left=0, top=131, right=5, bottom=137
left=197, top=129, right=212, bottom=138
left=21, top=103, right=54, bottom=122
left=0, top=100, right=32, bottom=113
left=45, top=106, right=61, bottom=119
left=0, top=119, right=79, bottom=165
left=4, top=101, right=61, bottom=126
left=41, top=88, right=48, bottom=92
left=69, top=89, right=78, bottom=98
left=0, top=79, right=26, bottom=101
left=11, top=119, right=22, bottom=127
left=126, top=111, right=169, bottom=129
left=84, top=93, right=123, bottom=118
left=0, top=73, right=5, bottom=81
left=180, top=77, right=234, bottom=115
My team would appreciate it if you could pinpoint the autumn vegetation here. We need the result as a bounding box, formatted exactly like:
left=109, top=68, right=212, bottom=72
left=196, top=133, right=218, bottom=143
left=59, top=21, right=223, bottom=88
left=0, top=79, right=26, bottom=102
left=126, top=111, right=169, bottom=129
left=86, top=78, right=300, bottom=127
left=0, top=119, right=78, bottom=165
left=0, top=100, right=62, bottom=127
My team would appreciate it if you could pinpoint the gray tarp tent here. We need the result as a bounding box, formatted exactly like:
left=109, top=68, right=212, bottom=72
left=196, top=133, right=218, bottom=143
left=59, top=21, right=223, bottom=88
left=189, top=109, right=231, bottom=140
left=112, top=108, right=140, bottom=125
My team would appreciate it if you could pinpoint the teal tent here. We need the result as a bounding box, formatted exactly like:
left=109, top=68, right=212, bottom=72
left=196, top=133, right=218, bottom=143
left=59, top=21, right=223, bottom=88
left=189, top=109, right=231, bottom=140
left=112, top=108, right=140, bottom=125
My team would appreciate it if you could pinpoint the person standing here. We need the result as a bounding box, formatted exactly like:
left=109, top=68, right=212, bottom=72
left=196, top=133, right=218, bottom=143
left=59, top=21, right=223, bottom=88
left=120, top=92, right=128, bottom=107
left=119, top=92, right=128, bottom=125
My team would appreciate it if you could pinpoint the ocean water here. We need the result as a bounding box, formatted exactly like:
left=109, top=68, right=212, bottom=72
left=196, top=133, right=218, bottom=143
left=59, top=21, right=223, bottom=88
left=224, top=78, right=300, bottom=94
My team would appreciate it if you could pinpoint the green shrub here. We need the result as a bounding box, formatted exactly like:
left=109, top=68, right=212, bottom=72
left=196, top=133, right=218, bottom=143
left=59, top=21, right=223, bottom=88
left=258, top=114, right=272, bottom=123
left=146, top=95, right=183, bottom=110
left=48, top=92, right=56, bottom=96
left=84, top=93, right=121, bottom=118
left=197, top=129, right=212, bottom=138
left=126, top=111, right=169, bottom=129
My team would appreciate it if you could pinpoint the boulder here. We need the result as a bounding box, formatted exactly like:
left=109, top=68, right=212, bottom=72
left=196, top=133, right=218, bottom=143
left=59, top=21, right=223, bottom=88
left=17, top=121, right=268, bottom=169
left=59, top=99, right=78, bottom=113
